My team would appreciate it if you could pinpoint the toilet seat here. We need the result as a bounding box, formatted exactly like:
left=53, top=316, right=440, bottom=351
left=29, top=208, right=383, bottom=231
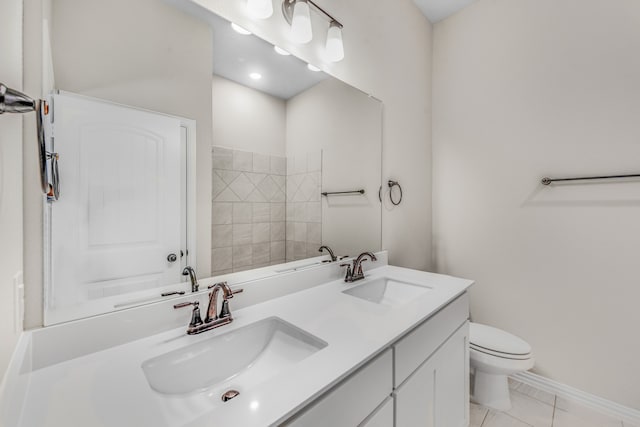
left=470, top=345, right=535, bottom=374
left=470, top=344, right=532, bottom=360
left=470, top=322, right=531, bottom=359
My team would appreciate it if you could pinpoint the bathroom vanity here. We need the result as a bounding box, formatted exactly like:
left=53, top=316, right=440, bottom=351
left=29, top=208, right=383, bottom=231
left=0, top=254, right=473, bottom=427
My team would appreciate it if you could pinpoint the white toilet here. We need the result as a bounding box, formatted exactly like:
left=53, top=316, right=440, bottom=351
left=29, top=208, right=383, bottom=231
left=470, top=322, right=534, bottom=411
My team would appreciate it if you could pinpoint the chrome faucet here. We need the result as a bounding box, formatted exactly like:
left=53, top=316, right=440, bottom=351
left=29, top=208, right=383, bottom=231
left=182, top=266, right=199, bottom=292
left=340, top=252, right=378, bottom=283
left=318, top=245, right=337, bottom=262
left=174, top=281, right=243, bottom=335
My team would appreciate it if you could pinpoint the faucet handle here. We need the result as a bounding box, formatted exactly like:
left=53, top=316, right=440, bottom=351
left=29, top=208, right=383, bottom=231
left=340, top=263, right=353, bottom=281
left=228, top=288, right=244, bottom=299
left=208, top=281, right=228, bottom=289
left=219, top=289, right=243, bottom=319
left=173, top=301, right=203, bottom=328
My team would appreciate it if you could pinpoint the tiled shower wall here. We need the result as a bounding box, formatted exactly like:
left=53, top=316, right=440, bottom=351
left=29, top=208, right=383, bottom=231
left=211, top=147, right=287, bottom=275
left=211, top=147, right=323, bottom=275
left=285, top=151, right=322, bottom=262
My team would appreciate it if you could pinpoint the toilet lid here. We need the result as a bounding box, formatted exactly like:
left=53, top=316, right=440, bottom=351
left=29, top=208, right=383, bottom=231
left=470, top=323, right=531, bottom=356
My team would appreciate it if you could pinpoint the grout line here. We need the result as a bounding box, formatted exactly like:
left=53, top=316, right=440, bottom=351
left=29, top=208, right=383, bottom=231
left=504, top=411, right=534, bottom=427
left=479, top=408, right=489, bottom=427
left=511, top=387, right=555, bottom=408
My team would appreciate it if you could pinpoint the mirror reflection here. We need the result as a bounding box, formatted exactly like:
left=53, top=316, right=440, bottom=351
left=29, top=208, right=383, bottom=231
left=40, top=0, right=382, bottom=324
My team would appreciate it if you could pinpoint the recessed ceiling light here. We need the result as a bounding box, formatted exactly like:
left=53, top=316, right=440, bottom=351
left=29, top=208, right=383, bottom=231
left=274, top=46, right=291, bottom=56
left=307, top=63, right=321, bottom=72
left=249, top=72, right=262, bottom=80
left=231, top=23, right=252, bottom=35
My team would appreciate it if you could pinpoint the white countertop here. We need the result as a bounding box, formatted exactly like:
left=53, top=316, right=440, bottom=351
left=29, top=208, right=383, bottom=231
left=12, top=265, right=473, bottom=427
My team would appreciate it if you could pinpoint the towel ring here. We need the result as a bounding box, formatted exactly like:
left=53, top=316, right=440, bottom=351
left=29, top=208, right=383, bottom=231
left=378, top=180, right=403, bottom=206
left=388, top=180, right=402, bottom=205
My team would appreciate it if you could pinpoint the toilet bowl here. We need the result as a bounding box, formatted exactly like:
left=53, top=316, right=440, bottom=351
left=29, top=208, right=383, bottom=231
left=470, top=322, right=534, bottom=411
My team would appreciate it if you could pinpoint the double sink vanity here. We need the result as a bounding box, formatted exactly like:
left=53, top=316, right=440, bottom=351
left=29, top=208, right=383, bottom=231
left=0, top=252, right=473, bottom=427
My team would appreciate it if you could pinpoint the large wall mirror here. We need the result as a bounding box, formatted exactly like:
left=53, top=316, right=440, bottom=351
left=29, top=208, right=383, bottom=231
left=38, top=0, right=382, bottom=324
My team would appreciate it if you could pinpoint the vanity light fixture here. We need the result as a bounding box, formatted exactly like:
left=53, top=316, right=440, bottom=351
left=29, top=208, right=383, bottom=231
left=274, top=45, right=291, bottom=56
left=249, top=72, right=262, bottom=80
left=325, top=21, right=344, bottom=62
left=289, top=0, right=313, bottom=44
left=307, top=63, right=321, bottom=72
left=231, top=23, right=252, bottom=35
left=282, top=0, right=345, bottom=62
left=247, top=0, right=273, bottom=19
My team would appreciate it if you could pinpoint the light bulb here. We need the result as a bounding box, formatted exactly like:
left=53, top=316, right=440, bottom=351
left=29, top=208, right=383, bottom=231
left=290, top=0, right=312, bottom=44
left=249, top=72, right=262, bottom=80
left=274, top=46, right=291, bottom=56
left=325, top=22, right=344, bottom=62
left=247, top=0, right=273, bottom=19
left=307, top=63, right=321, bottom=72
left=231, top=23, right=252, bottom=35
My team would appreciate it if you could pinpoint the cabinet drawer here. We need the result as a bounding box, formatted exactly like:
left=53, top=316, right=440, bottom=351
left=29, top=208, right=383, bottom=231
left=284, top=349, right=393, bottom=427
left=283, top=349, right=393, bottom=427
left=394, top=294, right=469, bottom=387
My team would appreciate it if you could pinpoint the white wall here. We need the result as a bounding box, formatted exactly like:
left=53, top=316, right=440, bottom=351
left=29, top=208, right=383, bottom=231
left=193, top=0, right=434, bottom=270
left=0, top=0, right=24, bottom=379
left=433, top=0, right=640, bottom=409
left=212, top=75, right=286, bottom=156
left=22, top=0, right=214, bottom=328
left=286, top=79, right=382, bottom=256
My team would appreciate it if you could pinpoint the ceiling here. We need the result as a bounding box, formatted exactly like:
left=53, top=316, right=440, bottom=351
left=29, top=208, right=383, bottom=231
left=209, top=12, right=327, bottom=100
left=412, top=0, right=478, bottom=23
left=167, top=0, right=327, bottom=100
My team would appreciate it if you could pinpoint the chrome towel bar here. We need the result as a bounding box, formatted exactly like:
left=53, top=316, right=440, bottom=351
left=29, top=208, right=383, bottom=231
left=321, top=189, right=365, bottom=196
left=541, top=174, right=640, bottom=185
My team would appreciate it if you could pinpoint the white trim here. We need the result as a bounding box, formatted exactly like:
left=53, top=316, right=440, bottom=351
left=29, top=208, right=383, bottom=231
left=512, top=371, right=640, bottom=425
left=179, top=118, right=197, bottom=274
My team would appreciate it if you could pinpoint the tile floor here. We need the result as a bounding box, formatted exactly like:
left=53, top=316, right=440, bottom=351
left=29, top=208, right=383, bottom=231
left=470, top=379, right=638, bottom=427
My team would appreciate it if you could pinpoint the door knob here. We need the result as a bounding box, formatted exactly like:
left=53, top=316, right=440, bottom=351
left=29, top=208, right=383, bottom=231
left=167, top=253, right=178, bottom=262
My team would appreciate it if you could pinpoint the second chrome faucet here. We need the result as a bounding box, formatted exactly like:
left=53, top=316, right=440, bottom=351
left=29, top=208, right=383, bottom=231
left=341, top=252, right=377, bottom=283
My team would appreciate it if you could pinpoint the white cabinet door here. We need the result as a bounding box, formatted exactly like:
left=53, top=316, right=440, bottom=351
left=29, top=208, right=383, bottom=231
left=361, top=397, right=394, bottom=427
left=395, top=322, right=469, bottom=427
left=47, top=92, right=183, bottom=324
left=434, top=321, right=469, bottom=427
left=396, top=351, right=437, bottom=427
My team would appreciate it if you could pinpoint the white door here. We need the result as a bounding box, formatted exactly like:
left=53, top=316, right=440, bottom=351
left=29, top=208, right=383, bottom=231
left=46, top=92, right=183, bottom=324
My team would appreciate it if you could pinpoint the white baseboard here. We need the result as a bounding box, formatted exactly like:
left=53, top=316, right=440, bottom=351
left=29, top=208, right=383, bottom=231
left=512, top=372, right=640, bottom=425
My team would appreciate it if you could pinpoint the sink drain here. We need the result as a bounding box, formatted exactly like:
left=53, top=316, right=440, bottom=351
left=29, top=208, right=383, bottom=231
left=221, top=389, right=240, bottom=402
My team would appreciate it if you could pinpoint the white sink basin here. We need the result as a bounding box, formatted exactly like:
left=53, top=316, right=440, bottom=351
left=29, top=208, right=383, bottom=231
left=342, top=277, right=431, bottom=306
left=142, top=317, right=327, bottom=395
